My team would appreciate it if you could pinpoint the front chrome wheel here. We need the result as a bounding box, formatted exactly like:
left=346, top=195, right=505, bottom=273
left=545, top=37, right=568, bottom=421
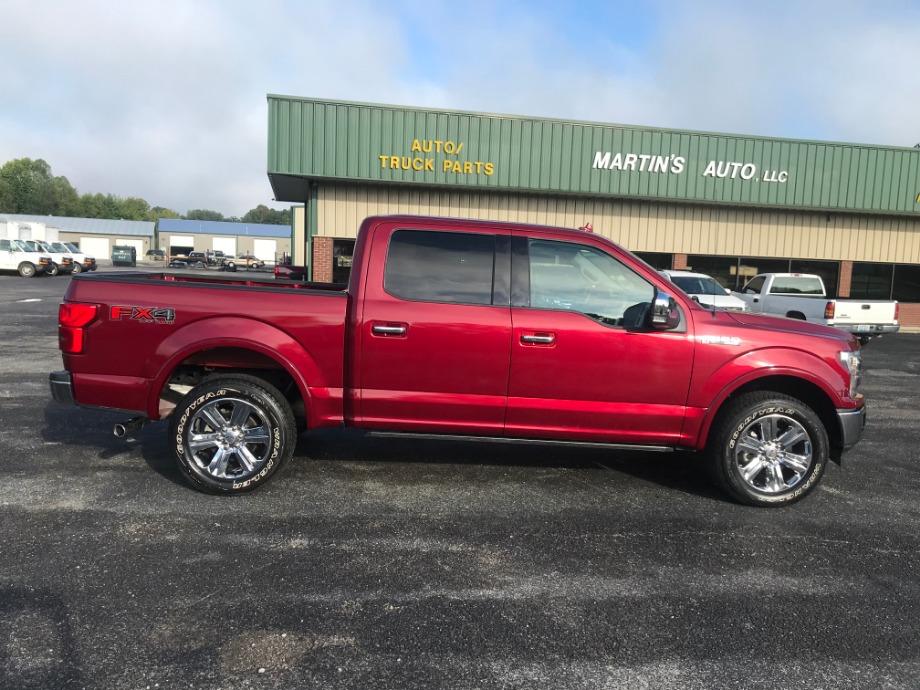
left=711, top=392, right=829, bottom=506
left=733, top=414, right=812, bottom=493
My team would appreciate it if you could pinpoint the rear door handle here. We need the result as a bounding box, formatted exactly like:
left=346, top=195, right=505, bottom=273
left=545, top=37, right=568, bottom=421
left=520, top=332, right=556, bottom=345
left=371, top=322, right=408, bottom=337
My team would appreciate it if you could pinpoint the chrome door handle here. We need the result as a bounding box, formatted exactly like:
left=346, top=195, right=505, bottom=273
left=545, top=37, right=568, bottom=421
left=521, top=333, right=555, bottom=344
left=372, top=324, right=407, bottom=336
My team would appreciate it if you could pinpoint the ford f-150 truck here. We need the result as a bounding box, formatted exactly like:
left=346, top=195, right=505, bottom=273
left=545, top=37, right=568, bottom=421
left=49, top=215, right=867, bottom=506
left=731, top=273, right=899, bottom=342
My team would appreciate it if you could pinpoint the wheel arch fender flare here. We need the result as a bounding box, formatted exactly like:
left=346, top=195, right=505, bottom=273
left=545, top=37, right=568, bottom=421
left=146, top=317, right=322, bottom=423
left=691, top=348, right=845, bottom=450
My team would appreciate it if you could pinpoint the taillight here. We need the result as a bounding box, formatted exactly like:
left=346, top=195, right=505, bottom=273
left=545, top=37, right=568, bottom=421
left=824, top=302, right=835, bottom=319
left=59, top=302, right=98, bottom=354
left=895, top=302, right=900, bottom=322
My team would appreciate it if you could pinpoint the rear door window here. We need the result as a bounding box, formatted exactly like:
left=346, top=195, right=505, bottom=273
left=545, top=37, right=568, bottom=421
left=385, top=229, right=496, bottom=305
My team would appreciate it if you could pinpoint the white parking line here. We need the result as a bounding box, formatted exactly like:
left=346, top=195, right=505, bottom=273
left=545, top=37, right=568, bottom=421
left=17, top=299, right=42, bottom=303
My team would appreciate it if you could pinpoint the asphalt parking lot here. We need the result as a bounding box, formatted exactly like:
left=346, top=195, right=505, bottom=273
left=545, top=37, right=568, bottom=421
left=1, top=268, right=919, bottom=689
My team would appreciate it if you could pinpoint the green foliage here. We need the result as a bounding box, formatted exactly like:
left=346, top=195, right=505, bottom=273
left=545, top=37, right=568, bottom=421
left=0, top=158, right=81, bottom=215
left=0, top=157, right=291, bottom=225
left=241, top=204, right=292, bottom=225
left=186, top=208, right=226, bottom=222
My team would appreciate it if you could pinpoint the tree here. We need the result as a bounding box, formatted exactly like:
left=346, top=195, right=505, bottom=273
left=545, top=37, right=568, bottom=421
left=149, top=206, right=181, bottom=222
left=185, top=209, right=225, bottom=222
left=0, top=157, right=80, bottom=215
left=242, top=204, right=292, bottom=225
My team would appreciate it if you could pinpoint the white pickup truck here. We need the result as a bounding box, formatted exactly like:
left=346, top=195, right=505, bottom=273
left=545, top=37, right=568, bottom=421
left=732, top=273, right=900, bottom=342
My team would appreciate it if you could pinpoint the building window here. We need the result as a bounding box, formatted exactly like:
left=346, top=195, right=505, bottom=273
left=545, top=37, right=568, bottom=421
left=633, top=252, right=672, bottom=270
left=686, top=256, right=741, bottom=290
left=332, top=239, right=355, bottom=284
left=851, top=263, right=893, bottom=299
left=790, top=259, right=839, bottom=298
left=893, top=264, right=920, bottom=302
left=687, top=255, right=840, bottom=294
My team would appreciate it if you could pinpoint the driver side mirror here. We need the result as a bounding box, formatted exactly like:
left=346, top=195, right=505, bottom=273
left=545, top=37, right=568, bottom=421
left=650, top=291, right=681, bottom=330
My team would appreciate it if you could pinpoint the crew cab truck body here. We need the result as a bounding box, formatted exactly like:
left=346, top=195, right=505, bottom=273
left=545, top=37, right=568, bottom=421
left=50, top=216, right=866, bottom=506
left=732, top=273, right=899, bottom=342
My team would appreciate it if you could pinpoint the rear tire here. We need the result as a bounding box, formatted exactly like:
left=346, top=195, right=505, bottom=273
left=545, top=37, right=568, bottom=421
left=709, top=392, right=828, bottom=507
left=169, top=375, right=297, bottom=494
left=18, top=262, right=36, bottom=278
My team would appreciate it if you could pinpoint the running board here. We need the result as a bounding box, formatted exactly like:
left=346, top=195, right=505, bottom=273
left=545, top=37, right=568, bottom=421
left=365, top=431, right=675, bottom=453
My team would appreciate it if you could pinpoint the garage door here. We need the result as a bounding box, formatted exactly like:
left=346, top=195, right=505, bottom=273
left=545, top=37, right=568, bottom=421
left=79, top=237, right=110, bottom=259
left=212, top=237, right=236, bottom=255
left=116, top=238, right=145, bottom=255
left=253, top=239, right=277, bottom=262
left=168, top=235, right=195, bottom=256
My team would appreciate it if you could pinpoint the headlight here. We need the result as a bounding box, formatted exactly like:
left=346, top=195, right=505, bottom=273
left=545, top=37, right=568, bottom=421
left=839, top=349, right=862, bottom=398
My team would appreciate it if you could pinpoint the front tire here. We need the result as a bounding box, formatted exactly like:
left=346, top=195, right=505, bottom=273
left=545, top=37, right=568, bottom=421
left=18, top=262, right=37, bottom=278
left=47, top=263, right=59, bottom=277
left=709, top=392, right=828, bottom=507
left=71, top=263, right=83, bottom=274
left=169, top=375, right=297, bottom=494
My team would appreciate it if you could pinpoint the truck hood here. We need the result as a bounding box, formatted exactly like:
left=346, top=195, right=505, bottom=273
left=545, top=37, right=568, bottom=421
left=726, top=311, right=851, bottom=342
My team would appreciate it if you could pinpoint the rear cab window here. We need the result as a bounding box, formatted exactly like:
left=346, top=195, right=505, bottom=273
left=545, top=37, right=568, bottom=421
left=384, top=229, right=497, bottom=305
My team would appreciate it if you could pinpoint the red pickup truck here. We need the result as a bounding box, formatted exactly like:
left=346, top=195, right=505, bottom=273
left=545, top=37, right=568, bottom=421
left=50, top=215, right=866, bottom=506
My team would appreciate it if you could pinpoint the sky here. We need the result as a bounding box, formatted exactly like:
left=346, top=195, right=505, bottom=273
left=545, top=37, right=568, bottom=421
left=2, top=0, right=919, bottom=218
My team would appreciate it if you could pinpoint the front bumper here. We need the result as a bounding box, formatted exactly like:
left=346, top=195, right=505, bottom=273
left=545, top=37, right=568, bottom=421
left=49, top=370, right=75, bottom=405
left=837, top=404, right=867, bottom=450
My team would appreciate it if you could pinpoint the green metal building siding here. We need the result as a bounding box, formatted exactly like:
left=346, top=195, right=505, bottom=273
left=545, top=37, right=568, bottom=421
left=268, top=95, right=920, bottom=216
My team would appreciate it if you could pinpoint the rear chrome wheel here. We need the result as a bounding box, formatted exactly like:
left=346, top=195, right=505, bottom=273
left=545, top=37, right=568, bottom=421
left=170, top=375, right=297, bottom=494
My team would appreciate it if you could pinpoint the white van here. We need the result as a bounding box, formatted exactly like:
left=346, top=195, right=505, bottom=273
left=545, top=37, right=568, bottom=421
left=0, top=238, right=53, bottom=277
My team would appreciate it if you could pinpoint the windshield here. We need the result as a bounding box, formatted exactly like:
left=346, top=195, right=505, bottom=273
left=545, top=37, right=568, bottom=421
left=671, top=275, right=729, bottom=296
left=64, top=242, right=80, bottom=252
left=12, top=239, right=38, bottom=252
left=51, top=242, right=71, bottom=253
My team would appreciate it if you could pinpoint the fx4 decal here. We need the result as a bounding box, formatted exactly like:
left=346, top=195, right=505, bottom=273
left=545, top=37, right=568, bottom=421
left=110, top=305, right=176, bottom=324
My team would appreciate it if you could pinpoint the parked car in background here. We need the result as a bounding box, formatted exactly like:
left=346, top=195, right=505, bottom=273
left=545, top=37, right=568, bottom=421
left=24, top=239, right=75, bottom=276
left=731, top=273, right=900, bottom=343
left=169, top=257, right=206, bottom=269
left=53, top=241, right=97, bottom=273
left=146, top=249, right=166, bottom=261
left=112, top=246, right=137, bottom=267
left=659, top=270, right=748, bottom=312
left=223, top=253, right=264, bottom=270
left=274, top=263, right=306, bottom=280
left=0, top=238, right=53, bottom=277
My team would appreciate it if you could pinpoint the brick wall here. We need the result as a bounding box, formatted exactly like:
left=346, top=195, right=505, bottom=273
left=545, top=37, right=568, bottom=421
left=312, top=237, right=334, bottom=283
left=838, top=261, right=853, bottom=298
left=898, top=303, right=920, bottom=329
left=673, top=253, right=688, bottom=270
